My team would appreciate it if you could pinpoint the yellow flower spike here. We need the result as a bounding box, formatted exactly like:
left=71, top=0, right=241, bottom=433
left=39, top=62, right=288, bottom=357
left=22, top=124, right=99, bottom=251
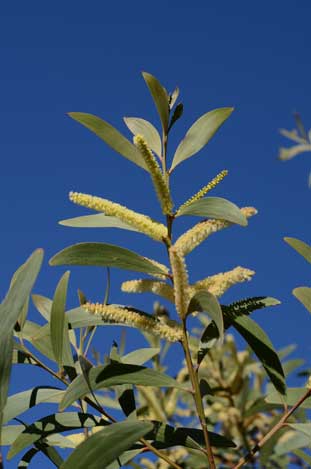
left=134, top=134, right=173, bottom=215
left=84, top=302, right=183, bottom=342
left=190, top=266, right=255, bottom=298
left=69, top=191, right=168, bottom=242
left=121, top=279, right=175, bottom=303
left=176, top=169, right=228, bottom=216
left=169, top=246, right=190, bottom=319
left=175, top=206, right=258, bottom=256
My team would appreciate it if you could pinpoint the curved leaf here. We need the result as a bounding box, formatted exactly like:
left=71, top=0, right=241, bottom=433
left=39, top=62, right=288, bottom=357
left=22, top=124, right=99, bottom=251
left=145, top=421, right=235, bottom=450
left=170, top=107, right=233, bottom=171
left=60, top=420, right=153, bottom=469
left=122, top=347, right=160, bottom=365
left=49, top=243, right=168, bottom=275
left=293, top=287, right=311, bottom=313
left=3, top=387, right=64, bottom=424
left=50, top=271, right=74, bottom=367
left=8, top=412, right=109, bottom=459
left=124, top=117, right=162, bottom=157
left=142, top=72, right=169, bottom=132
left=284, top=237, right=311, bottom=264
left=233, top=316, right=286, bottom=395
left=31, top=294, right=52, bottom=321
left=279, top=144, right=311, bottom=161
left=60, top=362, right=185, bottom=411
left=68, top=112, right=148, bottom=171
left=176, top=196, right=247, bottom=226
left=59, top=214, right=139, bottom=231
left=0, top=249, right=43, bottom=433
left=265, top=388, right=311, bottom=408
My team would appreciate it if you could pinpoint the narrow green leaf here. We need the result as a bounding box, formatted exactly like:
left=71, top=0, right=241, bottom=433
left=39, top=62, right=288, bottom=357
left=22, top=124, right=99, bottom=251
left=50, top=271, right=74, bottom=367
left=284, top=237, right=311, bottom=264
left=283, top=359, right=304, bottom=376
left=49, top=242, right=168, bottom=275
left=293, top=287, right=311, bottom=313
left=59, top=214, right=139, bottom=231
left=1, top=425, right=24, bottom=445
left=292, top=448, right=311, bottom=465
left=265, top=388, right=311, bottom=408
left=8, top=412, right=109, bottom=459
left=124, top=117, right=162, bottom=157
left=198, top=297, right=280, bottom=356
left=176, top=196, right=247, bottom=226
left=122, top=347, right=160, bottom=365
left=145, top=421, right=235, bottom=450
left=60, top=362, right=186, bottom=411
left=105, top=449, right=143, bottom=469
left=17, top=320, right=55, bottom=361
left=278, top=144, right=311, bottom=161
left=279, top=128, right=306, bottom=144
left=3, top=387, right=65, bottom=424
left=233, top=316, right=286, bottom=395
left=68, top=112, right=148, bottom=171
left=274, top=430, right=309, bottom=455
left=0, top=249, right=43, bottom=434
left=60, top=420, right=153, bottom=469
left=288, top=423, right=311, bottom=439
left=170, top=107, right=233, bottom=171
left=168, top=103, right=184, bottom=131
left=142, top=72, right=169, bottom=132
left=169, top=86, right=179, bottom=109
left=31, top=294, right=52, bottom=321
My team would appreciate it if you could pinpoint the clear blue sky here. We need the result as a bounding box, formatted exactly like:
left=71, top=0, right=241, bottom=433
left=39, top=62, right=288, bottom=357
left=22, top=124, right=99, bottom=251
left=1, top=2, right=311, bottom=467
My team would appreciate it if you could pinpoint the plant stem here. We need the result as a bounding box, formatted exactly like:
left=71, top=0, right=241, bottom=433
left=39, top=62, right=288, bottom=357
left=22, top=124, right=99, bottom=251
left=181, top=320, right=216, bottom=469
left=140, top=438, right=182, bottom=469
left=233, top=388, right=311, bottom=468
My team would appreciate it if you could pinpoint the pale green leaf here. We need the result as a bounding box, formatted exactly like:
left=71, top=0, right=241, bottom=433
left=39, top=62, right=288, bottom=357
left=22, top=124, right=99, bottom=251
left=176, top=196, right=247, bottom=226
left=274, top=430, right=309, bottom=455
left=60, top=420, right=152, bottom=469
left=284, top=237, right=311, bottom=264
left=60, top=362, right=186, bottom=411
left=68, top=112, right=148, bottom=171
left=31, top=294, right=52, bottom=321
left=265, top=388, right=311, bottom=408
left=0, top=249, right=43, bottom=433
left=124, top=117, right=162, bottom=157
left=50, top=271, right=74, bottom=367
left=278, top=144, right=311, bottom=161
left=49, top=242, right=168, bottom=275
left=59, top=214, right=139, bottom=231
left=170, top=107, right=233, bottom=171
left=293, top=287, right=311, bottom=313
left=122, top=347, right=160, bottom=365
left=142, top=72, right=169, bottom=132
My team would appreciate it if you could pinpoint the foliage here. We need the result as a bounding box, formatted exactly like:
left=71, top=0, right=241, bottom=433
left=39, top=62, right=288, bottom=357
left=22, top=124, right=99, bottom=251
left=1, top=72, right=311, bottom=468
left=278, top=112, right=311, bottom=186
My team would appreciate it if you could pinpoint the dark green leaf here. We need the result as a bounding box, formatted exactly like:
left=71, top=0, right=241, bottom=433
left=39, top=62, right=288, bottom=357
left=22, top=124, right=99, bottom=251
left=124, top=117, right=162, bottom=157
left=50, top=271, right=74, bottom=367
left=176, top=196, right=247, bottom=226
left=68, top=112, right=148, bottom=171
left=60, top=362, right=186, bottom=411
left=142, top=72, right=169, bottom=132
left=169, top=103, right=183, bottom=131
left=197, top=297, right=280, bottom=357
left=8, top=412, right=109, bottom=459
left=233, top=316, right=286, bottom=395
left=284, top=237, right=311, bottom=264
left=49, top=243, right=168, bottom=275
left=170, top=108, right=233, bottom=171
left=145, top=421, right=235, bottom=449
left=60, top=419, right=153, bottom=469
left=293, top=287, right=311, bottom=313
left=0, top=249, right=43, bottom=433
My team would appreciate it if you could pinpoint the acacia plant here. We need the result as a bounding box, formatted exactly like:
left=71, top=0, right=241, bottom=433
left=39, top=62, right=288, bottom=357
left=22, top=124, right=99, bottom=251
left=1, top=73, right=311, bottom=468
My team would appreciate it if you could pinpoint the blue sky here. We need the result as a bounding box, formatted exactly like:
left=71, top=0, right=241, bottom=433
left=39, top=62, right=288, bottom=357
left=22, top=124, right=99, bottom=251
left=1, top=1, right=311, bottom=467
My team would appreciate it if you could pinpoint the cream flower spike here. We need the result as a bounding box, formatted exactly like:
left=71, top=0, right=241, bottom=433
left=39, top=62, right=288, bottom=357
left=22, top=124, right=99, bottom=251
left=175, top=206, right=258, bottom=256
left=176, top=169, right=228, bottom=215
left=190, top=266, right=255, bottom=298
left=134, top=134, right=173, bottom=215
left=69, top=191, right=168, bottom=242
left=84, top=302, right=183, bottom=342
left=169, top=246, right=190, bottom=319
left=121, top=279, right=174, bottom=303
